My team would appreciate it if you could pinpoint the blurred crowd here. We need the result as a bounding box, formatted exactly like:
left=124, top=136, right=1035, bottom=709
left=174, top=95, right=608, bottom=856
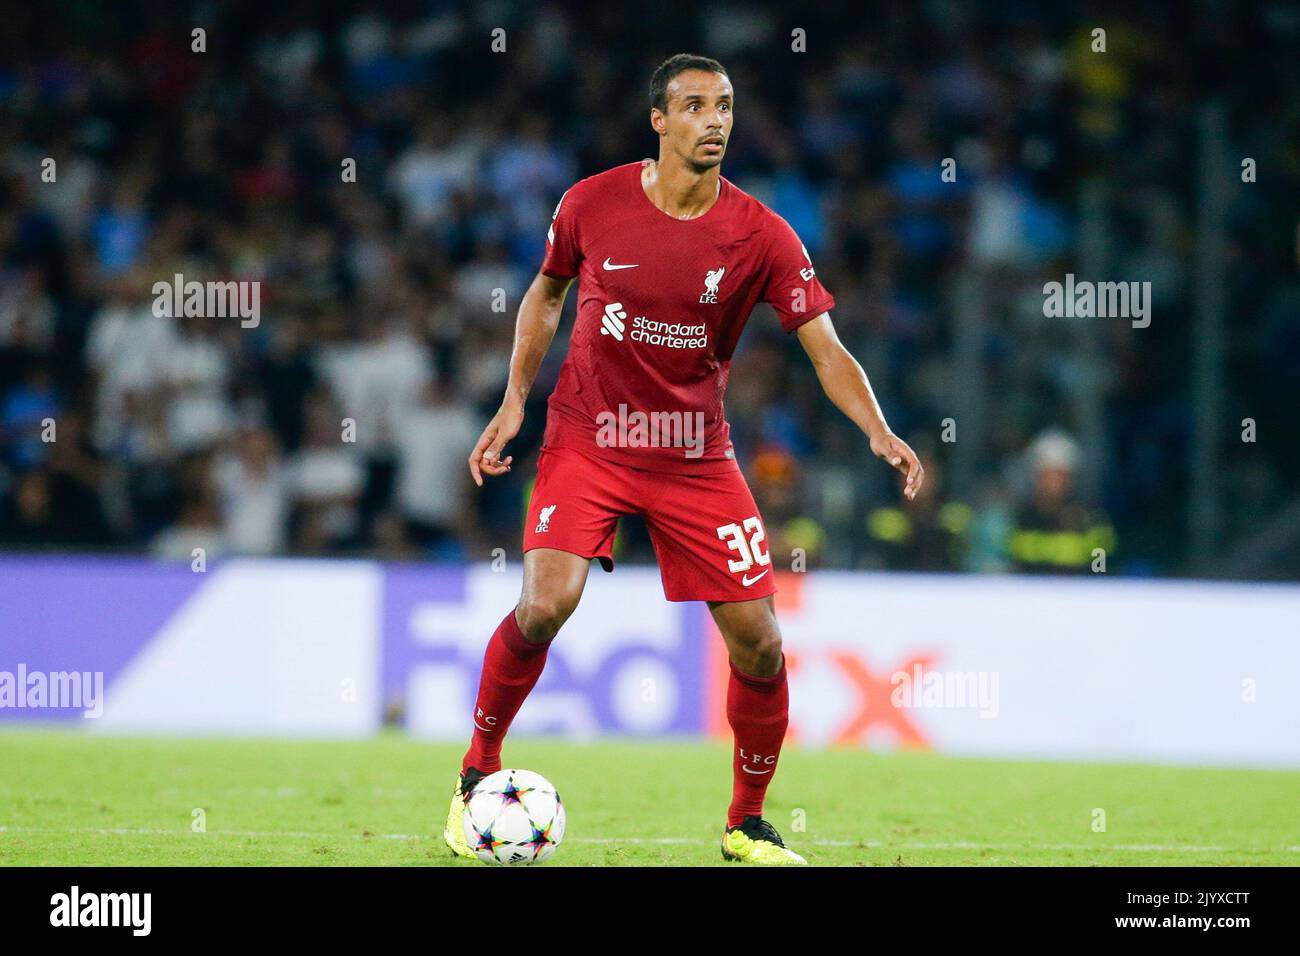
left=1, top=1, right=1297, bottom=576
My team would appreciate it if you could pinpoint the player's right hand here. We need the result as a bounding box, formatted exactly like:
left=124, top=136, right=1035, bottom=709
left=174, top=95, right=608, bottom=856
left=469, top=404, right=524, bottom=486
left=870, top=430, right=925, bottom=502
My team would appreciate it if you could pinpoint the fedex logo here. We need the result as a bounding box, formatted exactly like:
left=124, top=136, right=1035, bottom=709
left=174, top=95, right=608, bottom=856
left=384, top=568, right=705, bottom=739
left=384, top=567, right=948, bottom=750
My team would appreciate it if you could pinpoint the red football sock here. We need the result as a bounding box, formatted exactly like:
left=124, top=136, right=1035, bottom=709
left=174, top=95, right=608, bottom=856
left=461, top=608, right=550, bottom=776
left=726, top=654, right=789, bottom=828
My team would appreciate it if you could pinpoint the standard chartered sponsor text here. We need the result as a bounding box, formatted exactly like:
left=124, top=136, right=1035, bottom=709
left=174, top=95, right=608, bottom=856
left=630, top=316, right=708, bottom=349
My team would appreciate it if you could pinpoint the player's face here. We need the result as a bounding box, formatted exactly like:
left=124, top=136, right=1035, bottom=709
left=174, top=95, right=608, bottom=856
left=655, top=70, right=733, bottom=171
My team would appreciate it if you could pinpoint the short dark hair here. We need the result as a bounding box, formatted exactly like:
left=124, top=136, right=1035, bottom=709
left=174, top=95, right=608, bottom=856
left=649, top=54, right=729, bottom=113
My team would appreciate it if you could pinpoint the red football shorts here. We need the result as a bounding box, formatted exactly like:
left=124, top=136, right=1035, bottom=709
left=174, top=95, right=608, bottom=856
left=522, top=446, right=778, bottom=603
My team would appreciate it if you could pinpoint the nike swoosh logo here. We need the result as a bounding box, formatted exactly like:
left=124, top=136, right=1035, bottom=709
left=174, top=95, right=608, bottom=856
left=473, top=720, right=497, bottom=732
left=602, top=258, right=639, bottom=271
left=741, top=765, right=773, bottom=775
left=742, top=569, right=771, bottom=587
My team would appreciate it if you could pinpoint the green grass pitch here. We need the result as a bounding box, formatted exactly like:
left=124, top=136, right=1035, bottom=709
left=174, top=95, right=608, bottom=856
left=1, top=731, right=1295, bottom=866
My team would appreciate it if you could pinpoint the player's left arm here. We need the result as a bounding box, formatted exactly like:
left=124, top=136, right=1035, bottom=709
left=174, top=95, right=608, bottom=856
left=795, top=313, right=924, bottom=500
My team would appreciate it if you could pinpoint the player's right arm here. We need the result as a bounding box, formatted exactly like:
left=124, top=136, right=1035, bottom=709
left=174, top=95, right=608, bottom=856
left=758, top=210, right=923, bottom=500
left=468, top=271, right=575, bottom=486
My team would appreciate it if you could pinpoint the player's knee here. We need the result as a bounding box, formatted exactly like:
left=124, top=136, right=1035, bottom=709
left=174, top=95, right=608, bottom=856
left=753, top=633, right=785, bottom=674
left=736, top=632, right=784, bottom=677
left=515, top=592, right=579, bottom=643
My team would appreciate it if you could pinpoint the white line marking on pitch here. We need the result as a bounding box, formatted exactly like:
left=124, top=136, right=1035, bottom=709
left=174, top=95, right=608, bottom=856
left=0, top=826, right=1294, bottom=853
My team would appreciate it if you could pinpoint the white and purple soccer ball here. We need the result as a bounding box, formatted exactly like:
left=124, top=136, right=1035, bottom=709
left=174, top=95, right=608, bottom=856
left=462, top=769, right=566, bottom=865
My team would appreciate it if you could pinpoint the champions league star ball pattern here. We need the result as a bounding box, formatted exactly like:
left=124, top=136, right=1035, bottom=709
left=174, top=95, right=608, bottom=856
left=462, top=769, right=566, bottom=864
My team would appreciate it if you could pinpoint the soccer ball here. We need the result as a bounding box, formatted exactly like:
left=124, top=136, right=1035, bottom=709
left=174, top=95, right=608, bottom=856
left=462, top=768, right=566, bottom=865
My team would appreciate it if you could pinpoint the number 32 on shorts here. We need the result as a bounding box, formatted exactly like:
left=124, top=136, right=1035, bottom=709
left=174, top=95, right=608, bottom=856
left=715, top=516, right=772, bottom=575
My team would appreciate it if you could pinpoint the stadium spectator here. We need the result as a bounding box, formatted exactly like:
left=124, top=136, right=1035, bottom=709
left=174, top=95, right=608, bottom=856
left=1004, top=429, right=1116, bottom=574
left=393, top=370, right=478, bottom=555
left=866, top=447, right=971, bottom=572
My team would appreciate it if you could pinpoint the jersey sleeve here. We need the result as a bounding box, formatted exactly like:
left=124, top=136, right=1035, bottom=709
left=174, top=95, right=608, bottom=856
left=760, top=214, right=835, bottom=333
left=540, top=187, right=582, bottom=279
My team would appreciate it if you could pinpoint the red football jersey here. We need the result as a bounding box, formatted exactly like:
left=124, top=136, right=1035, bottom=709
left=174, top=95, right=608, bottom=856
left=539, top=161, right=835, bottom=474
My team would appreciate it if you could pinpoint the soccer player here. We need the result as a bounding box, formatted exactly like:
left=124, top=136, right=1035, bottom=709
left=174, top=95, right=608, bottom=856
left=444, top=53, right=923, bottom=865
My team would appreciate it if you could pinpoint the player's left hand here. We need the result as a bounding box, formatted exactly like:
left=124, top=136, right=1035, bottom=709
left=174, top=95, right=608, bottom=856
left=870, top=431, right=925, bottom=501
